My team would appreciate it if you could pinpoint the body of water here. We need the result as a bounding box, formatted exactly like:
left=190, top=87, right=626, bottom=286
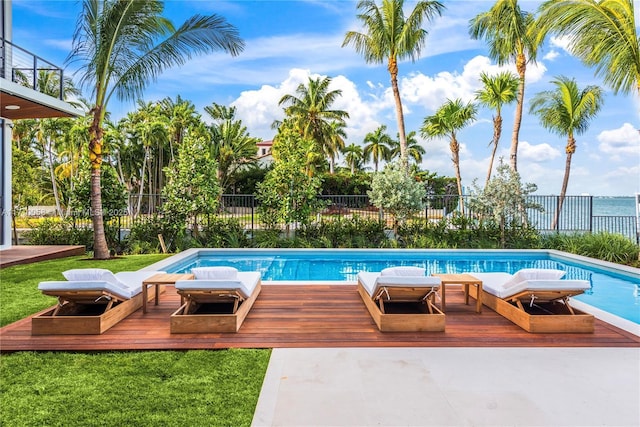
left=592, top=196, right=636, bottom=216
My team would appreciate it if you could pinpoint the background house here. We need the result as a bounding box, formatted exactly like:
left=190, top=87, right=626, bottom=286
left=0, top=0, right=81, bottom=249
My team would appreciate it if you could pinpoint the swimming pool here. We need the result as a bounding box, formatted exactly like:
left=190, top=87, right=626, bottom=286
left=154, top=248, right=640, bottom=325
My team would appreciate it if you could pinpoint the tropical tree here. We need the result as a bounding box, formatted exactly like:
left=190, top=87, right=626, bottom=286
left=160, top=95, right=202, bottom=161
left=537, top=0, right=639, bottom=95
left=68, top=0, right=244, bottom=259
left=368, top=161, right=426, bottom=234
left=363, top=125, right=392, bottom=172
left=325, top=121, right=347, bottom=174
left=529, top=76, right=603, bottom=229
left=389, top=131, right=426, bottom=165
left=277, top=76, right=349, bottom=171
left=343, top=0, right=445, bottom=170
left=256, top=129, right=323, bottom=232
left=342, top=143, right=365, bottom=174
left=205, top=103, right=260, bottom=192
left=421, top=99, right=478, bottom=214
left=474, top=71, right=519, bottom=186
left=469, top=0, right=539, bottom=171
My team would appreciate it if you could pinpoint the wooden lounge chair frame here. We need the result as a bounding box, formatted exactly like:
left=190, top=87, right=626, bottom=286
left=467, top=286, right=594, bottom=333
left=171, top=281, right=262, bottom=333
left=357, top=281, right=445, bottom=332
left=31, top=289, right=155, bottom=335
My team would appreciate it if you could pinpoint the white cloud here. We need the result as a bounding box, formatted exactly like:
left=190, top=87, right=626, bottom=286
left=397, top=55, right=546, bottom=114
left=597, top=123, right=640, bottom=159
left=550, top=35, right=573, bottom=53
left=518, top=140, right=562, bottom=162
left=231, top=69, right=381, bottom=142
left=543, top=50, right=560, bottom=61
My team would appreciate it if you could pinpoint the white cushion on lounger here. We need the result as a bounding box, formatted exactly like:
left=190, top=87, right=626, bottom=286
left=381, top=266, right=426, bottom=276
left=192, top=266, right=238, bottom=280
left=39, top=270, right=165, bottom=300
left=357, top=272, right=441, bottom=297
left=63, top=268, right=125, bottom=287
left=470, top=272, right=589, bottom=299
left=175, top=271, right=261, bottom=299
left=500, top=269, right=565, bottom=290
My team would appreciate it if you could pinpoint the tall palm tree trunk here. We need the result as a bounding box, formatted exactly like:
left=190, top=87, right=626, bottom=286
left=510, top=54, right=527, bottom=171
left=451, top=136, right=465, bottom=216
left=89, top=106, right=109, bottom=259
left=46, top=139, right=63, bottom=218
left=389, top=58, right=408, bottom=170
left=486, top=114, right=502, bottom=187
left=551, top=137, right=575, bottom=230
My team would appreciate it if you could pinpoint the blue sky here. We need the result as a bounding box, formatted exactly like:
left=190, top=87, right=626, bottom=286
left=11, top=0, right=640, bottom=196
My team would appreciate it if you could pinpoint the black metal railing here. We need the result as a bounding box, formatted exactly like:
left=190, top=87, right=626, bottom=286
left=0, top=38, right=65, bottom=99
left=23, top=194, right=640, bottom=244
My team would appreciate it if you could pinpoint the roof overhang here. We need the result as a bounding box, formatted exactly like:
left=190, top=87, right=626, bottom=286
left=0, top=78, right=84, bottom=120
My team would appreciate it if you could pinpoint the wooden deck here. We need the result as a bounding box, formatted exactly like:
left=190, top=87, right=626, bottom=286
left=1, top=284, right=638, bottom=352
left=0, top=245, right=85, bottom=268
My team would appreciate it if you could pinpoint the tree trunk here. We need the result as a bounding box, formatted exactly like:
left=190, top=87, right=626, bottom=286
left=46, top=138, right=63, bottom=218
left=551, top=136, right=575, bottom=230
left=89, top=107, right=109, bottom=259
left=486, top=113, right=502, bottom=187
left=510, top=53, right=527, bottom=172
left=388, top=56, right=408, bottom=171
left=451, top=135, right=465, bottom=216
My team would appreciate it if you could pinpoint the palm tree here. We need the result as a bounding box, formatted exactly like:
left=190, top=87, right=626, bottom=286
left=343, top=0, right=444, bottom=170
left=529, top=76, right=603, bottom=230
left=160, top=95, right=201, bottom=161
left=388, top=131, right=426, bottom=165
left=325, top=121, right=347, bottom=174
left=421, top=99, right=478, bottom=214
left=537, top=0, right=639, bottom=95
left=68, top=0, right=244, bottom=259
left=278, top=76, right=349, bottom=171
left=363, top=125, right=392, bottom=172
left=469, top=0, right=539, bottom=172
left=342, top=143, right=365, bottom=174
left=475, top=71, right=519, bottom=186
left=205, top=103, right=260, bottom=192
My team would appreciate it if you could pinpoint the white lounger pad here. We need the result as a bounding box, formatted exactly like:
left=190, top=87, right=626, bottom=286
left=174, top=271, right=261, bottom=299
left=471, top=272, right=590, bottom=299
left=357, top=272, right=441, bottom=298
left=38, top=270, right=165, bottom=300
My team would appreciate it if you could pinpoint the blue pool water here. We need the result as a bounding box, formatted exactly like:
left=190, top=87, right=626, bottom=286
left=167, top=249, right=640, bottom=324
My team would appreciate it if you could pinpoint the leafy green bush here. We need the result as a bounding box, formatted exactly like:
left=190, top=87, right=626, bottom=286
left=125, top=215, right=186, bottom=253
left=23, top=218, right=93, bottom=249
left=541, top=232, right=639, bottom=264
left=198, top=217, right=252, bottom=248
left=299, top=216, right=386, bottom=248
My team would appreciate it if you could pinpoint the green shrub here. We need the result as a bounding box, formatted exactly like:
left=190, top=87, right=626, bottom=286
left=23, top=218, right=93, bottom=249
left=198, top=217, right=252, bottom=248
left=299, top=216, right=386, bottom=248
left=541, top=232, right=639, bottom=264
left=125, top=215, right=186, bottom=254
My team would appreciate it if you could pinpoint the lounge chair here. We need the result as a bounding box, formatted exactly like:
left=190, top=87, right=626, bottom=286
left=468, top=269, right=594, bottom=333
left=32, top=268, right=165, bottom=335
left=357, top=267, right=445, bottom=332
left=170, top=267, right=262, bottom=333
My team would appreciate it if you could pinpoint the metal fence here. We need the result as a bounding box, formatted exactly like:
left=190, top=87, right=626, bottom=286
left=109, top=194, right=639, bottom=244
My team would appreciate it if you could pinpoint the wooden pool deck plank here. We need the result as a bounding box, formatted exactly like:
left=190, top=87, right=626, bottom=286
left=0, top=245, right=86, bottom=268
left=0, top=284, right=638, bottom=352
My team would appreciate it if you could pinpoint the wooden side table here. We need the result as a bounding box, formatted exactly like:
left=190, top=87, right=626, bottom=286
left=431, top=273, right=483, bottom=313
left=141, top=273, right=194, bottom=313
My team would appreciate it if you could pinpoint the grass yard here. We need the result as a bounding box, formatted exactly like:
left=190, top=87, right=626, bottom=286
left=1, top=349, right=270, bottom=426
left=0, top=254, right=272, bottom=426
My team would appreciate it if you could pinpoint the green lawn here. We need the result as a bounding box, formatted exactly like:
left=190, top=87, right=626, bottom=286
left=0, top=254, right=272, bottom=427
